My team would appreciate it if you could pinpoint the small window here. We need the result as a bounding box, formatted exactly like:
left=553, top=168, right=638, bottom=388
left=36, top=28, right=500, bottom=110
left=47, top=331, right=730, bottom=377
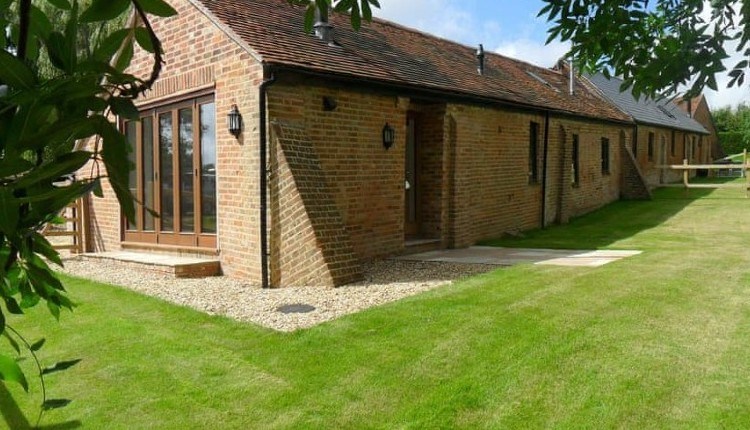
left=572, top=134, right=580, bottom=185
left=529, top=122, right=539, bottom=183
left=692, top=137, right=697, bottom=161
left=601, top=137, right=610, bottom=175
left=648, top=132, right=654, bottom=161
left=670, top=133, right=676, bottom=157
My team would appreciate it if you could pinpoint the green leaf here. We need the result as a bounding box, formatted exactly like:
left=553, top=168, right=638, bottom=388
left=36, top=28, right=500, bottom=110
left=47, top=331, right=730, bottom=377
left=26, top=256, right=65, bottom=293
left=4, top=298, right=22, bottom=315
left=0, top=353, right=29, bottom=391
left=47, top=300, right=61, bottom=320
left=46, top=0, right=72, bottom=9
left=110, top=96, right=139, bottom=120
left=0, top=157, right=33, bottom=179
left=29, top=5, right=54, bottom=39
left=99, top=119, right=135, bottom=221
left=0, top=50, right=36, bottom=90
left=46, top=31, right=75, bottom=73
left=134, top=27, right=156, bottom=53
left=93, top=28, right=131, bottom=62
left=0, top=189, right=19, bottom=236
left=80, top=0, right=131, bottom=22
left=92, top=179, right=104, bottom=198
left=42, top=359, right=81, bottom=375
left=304, top=4, right=316, bottom=33
left=136, top=0, right=178, bottom=17
left=14, top=151, right=93, bottom=189
left=114, top=41, right=134, bottom=73
left=32, top=232, right=63, bottom=267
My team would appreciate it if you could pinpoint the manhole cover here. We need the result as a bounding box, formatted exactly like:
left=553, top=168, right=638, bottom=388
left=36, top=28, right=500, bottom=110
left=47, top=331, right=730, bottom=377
left=277, top=303, right=316, bottom=314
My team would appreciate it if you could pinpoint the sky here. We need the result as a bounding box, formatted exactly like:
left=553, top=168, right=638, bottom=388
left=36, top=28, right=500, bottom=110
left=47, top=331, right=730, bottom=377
left=371, top=0, right=750, bottom=110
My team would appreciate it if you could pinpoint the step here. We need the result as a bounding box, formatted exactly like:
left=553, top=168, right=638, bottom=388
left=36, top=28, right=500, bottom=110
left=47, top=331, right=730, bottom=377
left=80, top=251, right=221, bottom=278
left=401, top=238, right=443, bottom=255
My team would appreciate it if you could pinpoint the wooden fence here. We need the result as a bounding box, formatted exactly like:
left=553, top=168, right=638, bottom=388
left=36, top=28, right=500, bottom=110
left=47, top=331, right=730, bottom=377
left=659, top=150, right=750, bottom=197
left=42, top=196, right=88, bottom=254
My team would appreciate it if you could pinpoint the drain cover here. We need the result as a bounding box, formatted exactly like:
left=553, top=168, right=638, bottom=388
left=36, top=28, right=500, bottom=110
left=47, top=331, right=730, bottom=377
left=277, top=303, right=316, bottom=314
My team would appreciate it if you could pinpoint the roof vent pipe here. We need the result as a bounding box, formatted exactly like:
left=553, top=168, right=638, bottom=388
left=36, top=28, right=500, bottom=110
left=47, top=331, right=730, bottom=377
left=314, top=5, right=335, bottom=44
left=476, top=44, right=485, bottom=75
left=569, top=56, right=575, bottom=96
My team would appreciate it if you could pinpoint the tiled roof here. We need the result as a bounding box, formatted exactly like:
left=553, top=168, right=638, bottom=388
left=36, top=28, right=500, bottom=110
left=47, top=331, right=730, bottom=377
left=586, top=73, right=708, bottom=134
left=196, top=0, right=631, bottom=123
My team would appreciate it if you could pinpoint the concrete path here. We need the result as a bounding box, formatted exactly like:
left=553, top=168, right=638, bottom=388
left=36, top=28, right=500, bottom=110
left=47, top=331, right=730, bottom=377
left=395, top=246, right=641, bottom=267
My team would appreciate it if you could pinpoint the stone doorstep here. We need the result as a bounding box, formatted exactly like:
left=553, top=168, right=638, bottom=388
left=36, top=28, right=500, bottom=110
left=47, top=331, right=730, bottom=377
left=79, top=251, right=221, bottom=278
left=401, top=238, right=443, bottom=255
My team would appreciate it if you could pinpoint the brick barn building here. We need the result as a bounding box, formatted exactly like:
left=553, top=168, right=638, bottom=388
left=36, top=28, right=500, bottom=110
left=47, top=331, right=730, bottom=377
left=84, top=0, right=693, bottom=287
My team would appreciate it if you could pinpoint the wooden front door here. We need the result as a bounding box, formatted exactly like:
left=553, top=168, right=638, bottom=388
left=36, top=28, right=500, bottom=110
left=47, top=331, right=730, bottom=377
left=405, top=115, right=419, bottom=237
left=122, top=95, right=217, bottom=249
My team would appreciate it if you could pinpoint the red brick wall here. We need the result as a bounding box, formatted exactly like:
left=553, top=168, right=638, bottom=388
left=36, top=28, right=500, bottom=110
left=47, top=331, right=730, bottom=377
left=634, top=125, right=701, bottom=186
left=546, top=118, right=630, bottom=223
left=267, top=76, right=408, bottom=261
left=447, top=105, right=545, bottom=247
left=85, top=0, right=264, bottom=281
left=269, top=122, right=362, bottom=287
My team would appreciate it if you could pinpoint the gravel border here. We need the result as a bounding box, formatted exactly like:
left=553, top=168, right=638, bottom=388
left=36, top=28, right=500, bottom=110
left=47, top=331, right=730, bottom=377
left=56, top=257, right=497, bottom=332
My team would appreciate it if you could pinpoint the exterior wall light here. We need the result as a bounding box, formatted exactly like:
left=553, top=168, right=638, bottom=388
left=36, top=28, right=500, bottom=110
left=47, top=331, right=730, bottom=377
left=382, top=123, right=395, bottom=150
left=227, top=104, right=242, bottom=138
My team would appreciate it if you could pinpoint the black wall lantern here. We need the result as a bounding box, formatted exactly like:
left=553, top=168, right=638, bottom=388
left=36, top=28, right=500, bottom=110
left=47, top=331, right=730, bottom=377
left=382, top=123, right=395, bottom=150
left=227, top=104, right=242, bottom=138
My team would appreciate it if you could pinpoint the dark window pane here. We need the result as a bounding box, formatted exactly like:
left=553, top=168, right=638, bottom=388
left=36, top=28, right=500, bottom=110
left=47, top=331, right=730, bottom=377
left=179, top=108, right=194, bottom=233
left=142, top=117, right=155, bottom=231
left=572, top=134, right=579, bottom=185
left=125, top=121, right=137, bottom=230
left=159, top=113, right=174, bottom=232
left=200, top=102, right=217, bottom=234
left=601, top=137, right=610, bottom=174
left=529, top=122, right=539, bottom=183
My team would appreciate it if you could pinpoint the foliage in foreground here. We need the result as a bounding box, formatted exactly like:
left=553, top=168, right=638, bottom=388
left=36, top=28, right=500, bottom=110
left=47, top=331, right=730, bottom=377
left=0, top=0, right=176, bottom=420
left=540, top=0, right=750, bottom=99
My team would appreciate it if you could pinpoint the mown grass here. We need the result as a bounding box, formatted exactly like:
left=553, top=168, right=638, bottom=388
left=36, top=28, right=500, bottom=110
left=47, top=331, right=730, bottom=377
left=5, top=183, right=750, bottom=429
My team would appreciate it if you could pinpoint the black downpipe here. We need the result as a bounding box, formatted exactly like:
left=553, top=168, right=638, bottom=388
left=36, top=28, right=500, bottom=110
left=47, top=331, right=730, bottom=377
left=259, top=69, right=276, bottom=289
left=541, top=111, right=550, bottom=228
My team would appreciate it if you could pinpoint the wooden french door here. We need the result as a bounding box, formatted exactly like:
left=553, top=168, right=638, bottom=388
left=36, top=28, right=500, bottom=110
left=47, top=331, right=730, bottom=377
left=123, top=95, right=217, bottom=249
left=405, top=114, right=419, bottom=237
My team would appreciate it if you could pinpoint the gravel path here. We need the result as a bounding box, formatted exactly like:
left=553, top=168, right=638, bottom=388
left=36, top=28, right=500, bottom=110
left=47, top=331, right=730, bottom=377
left=57, top=258, right=497, bottom=332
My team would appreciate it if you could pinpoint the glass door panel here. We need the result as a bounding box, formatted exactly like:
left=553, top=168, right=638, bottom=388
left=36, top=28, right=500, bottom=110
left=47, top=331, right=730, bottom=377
left=142, top=117, right=156, bottom=231
left=159, top=113, right=174, bottom=232
left=199, top=102, right=216, bottom=234
left=178, top=108, right=195, bottom=233
left=125, top=121, right=137, bottom=231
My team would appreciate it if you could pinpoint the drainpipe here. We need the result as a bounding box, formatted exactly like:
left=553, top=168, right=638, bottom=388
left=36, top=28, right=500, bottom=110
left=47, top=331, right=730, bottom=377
left=541, top=111, right=550, bottom=228
left=259, top=68, right=276, bottom=289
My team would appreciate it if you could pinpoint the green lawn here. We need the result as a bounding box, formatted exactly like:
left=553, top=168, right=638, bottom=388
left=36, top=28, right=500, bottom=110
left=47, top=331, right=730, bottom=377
left=5, top=184, right=750, bottom=429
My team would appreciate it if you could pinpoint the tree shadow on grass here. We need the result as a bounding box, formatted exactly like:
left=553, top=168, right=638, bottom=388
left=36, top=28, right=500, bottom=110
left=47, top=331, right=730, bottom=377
left=481, top=185, right=728, bottom=250
left=0, top=383, right=81, bottom=430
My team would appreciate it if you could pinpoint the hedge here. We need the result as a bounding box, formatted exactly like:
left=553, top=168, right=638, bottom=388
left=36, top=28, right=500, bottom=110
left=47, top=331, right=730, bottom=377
left=719, top=131, right=748, bottom=156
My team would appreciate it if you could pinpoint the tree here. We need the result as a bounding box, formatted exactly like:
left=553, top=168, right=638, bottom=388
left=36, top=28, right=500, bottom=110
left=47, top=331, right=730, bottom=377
left=0, top=0, right=174, bottom=421
left=714, top=104, right=750, bottom=155
left=540, top=0, right=750, bottom=99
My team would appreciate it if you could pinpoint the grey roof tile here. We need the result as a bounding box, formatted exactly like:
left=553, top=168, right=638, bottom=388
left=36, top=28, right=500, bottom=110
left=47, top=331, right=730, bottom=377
left=586, top=73, right=708, bottom=134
